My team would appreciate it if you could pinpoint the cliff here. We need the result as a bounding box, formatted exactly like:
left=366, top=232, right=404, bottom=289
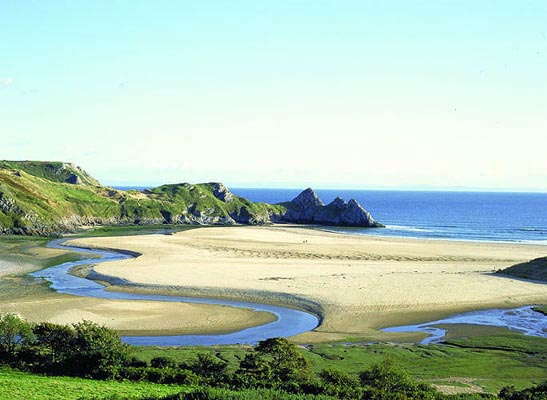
left=0, top=161, right=383, bottom=235
left=278, top=188, right=383, bottom=227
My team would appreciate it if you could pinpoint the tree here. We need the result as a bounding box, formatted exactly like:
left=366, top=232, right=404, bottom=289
left=190, top=352, right=228, bottom=384
left=31, top=322, right=76, bottom=372
left=64, top=320, right=131, bottom=379
left=236, top=337, right=310, bottom=388
left=0, top=313, right=34, bottom=361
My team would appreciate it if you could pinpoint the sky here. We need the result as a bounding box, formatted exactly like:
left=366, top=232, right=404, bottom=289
left=1, top=1, right=546, bottom=190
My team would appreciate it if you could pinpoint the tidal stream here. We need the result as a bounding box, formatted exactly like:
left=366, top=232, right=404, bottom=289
left=31, top=239, right=546, bottom=346
left=31, top=239, right=319, bottom=346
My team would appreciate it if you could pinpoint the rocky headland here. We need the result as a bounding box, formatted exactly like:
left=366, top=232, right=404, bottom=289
left=0, top=161, right=383, bottom=235
left=278, top=188, right=383, bottom=227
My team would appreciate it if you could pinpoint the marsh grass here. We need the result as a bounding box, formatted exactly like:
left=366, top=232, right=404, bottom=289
left=131, top=333, right=547, bottom=394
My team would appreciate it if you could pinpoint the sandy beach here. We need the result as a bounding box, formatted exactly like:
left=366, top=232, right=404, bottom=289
left=0, top=294, right=275, bottom=336
left=69, top=226, right=547, bottom=342
left=0, top=247, right=275, bottom=335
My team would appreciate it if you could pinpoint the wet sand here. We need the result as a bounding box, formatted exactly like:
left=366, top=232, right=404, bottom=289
left=69, top=226, right=547, bottom=342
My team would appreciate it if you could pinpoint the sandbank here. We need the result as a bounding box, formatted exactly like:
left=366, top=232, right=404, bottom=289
left=0, top=294, right=275, bottom=336
left=69, top=226, right=547, bottom=342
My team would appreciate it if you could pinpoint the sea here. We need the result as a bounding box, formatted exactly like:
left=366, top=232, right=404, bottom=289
left=114, top=187, right=547, bottom=245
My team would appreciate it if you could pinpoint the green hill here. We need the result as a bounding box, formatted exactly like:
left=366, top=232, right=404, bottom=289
left=497, top=257, right=547, bottom=282
left=0, top=161, right=285, bottom=236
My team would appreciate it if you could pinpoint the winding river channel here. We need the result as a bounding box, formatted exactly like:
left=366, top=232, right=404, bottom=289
left=31, top=239, right=319, bottom=346
left=31, top=239, right=546, bottom=346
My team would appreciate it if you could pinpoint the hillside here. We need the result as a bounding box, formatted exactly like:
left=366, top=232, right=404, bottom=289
left=0, top=161, right=382, bottom=236
left=0, top=161, right=285, bottom=235
left=497, top=257, right=547, bottom=282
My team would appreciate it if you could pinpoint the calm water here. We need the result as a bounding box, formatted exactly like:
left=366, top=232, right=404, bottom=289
left=232, top=189, right=547, bottom=244
left=31, top=240, right=319, bottom=346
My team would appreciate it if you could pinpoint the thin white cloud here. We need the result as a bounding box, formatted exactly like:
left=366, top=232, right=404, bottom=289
left=0, top=77, right=14, bottom=86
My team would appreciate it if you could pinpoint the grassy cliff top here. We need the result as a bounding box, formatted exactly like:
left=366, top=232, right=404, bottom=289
left=0, top=161, right=100, bottom=186
left=0, top=160, right=284, bottom=235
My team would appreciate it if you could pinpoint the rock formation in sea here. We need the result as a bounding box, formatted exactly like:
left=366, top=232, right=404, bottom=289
left=278, top=188, right=383, bottom=228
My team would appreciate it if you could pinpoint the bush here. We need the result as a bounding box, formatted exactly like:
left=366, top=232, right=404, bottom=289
left=151, top=356, right=178, bottom=369
left=499, top=381, right=547, bottom=400
left=189, top=352, right=229, bottom=384
left=236, top=338, right=311, bottom=388
left=359, top=360, right=439, bottom=400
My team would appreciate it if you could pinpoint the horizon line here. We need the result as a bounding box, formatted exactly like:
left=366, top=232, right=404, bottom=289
left=105, top=183, right=547, bottom=194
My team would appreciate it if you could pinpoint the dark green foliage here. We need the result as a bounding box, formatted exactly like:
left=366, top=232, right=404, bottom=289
left=189, top=352, right=229, bottom=383
left=317, top=368, right=362, bottom=398
left=1, top=317, right=130, bottom=379
left=499, top=381, right=547, bottom=400
left=237, top=338, right=311, bottom=388
left=150, top=356, right=177, bottom=369
left=65, top=320, right=131, bottom=379
left=359, top=360, right=439, bottom=399
left=29, top=322, right=76, bottom=373
left=139, top=386, right=339, bottom=400
left=119, top=366, right=199, bottom=385
left=0, top=313, right=35, bottom=361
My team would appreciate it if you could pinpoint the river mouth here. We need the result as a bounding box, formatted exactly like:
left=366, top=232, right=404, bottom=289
left=30, top=238, right=546, bottom=346
left=30, top=239, right=320, bottom=346
left=382, top=306, right=547, bottom=344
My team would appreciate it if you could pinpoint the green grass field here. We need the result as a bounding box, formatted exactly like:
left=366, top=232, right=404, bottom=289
left=0, top=368, right=188, bottom=400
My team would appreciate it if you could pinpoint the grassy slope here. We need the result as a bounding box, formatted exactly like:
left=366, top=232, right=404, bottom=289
left=0, top=161, right=285, bottom=234
left=0, top=161, right=100, bottom=186
left=0, top=368, right=345, bottom=400
left=497, top=257, right=547, bottom=282
left=0, top=368, right=187, bottom=400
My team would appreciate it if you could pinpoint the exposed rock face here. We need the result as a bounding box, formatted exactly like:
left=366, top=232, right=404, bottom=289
left=280, top=189, right=383, bottom=228
left=212, top=183, right=234, bottom=202
left=230, top=206, right=271, bottom=225
left=65, top=174, right=82, bottom=185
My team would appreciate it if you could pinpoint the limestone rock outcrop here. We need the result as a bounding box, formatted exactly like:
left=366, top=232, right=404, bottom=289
left=212, top=183, right=234, bottom=202
left=279, top=188, right=383, bottom=228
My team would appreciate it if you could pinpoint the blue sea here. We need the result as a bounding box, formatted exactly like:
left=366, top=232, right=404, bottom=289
left=233, top=189, right=547, bottom=245
left=115, top=187, right=547, bottom=245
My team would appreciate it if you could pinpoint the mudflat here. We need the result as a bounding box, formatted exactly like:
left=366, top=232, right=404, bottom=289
left=70, top=226, right=547, bottom=342
left=0, top=240, right=275, bottom=335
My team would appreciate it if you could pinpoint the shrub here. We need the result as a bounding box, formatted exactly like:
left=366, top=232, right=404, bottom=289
left=236, top=338, right=311, bottom=388
left=151, top=356, right=178, bottom=369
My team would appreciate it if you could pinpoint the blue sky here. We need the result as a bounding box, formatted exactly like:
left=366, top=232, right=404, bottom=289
left=1, top=1, right=546, bottom=190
